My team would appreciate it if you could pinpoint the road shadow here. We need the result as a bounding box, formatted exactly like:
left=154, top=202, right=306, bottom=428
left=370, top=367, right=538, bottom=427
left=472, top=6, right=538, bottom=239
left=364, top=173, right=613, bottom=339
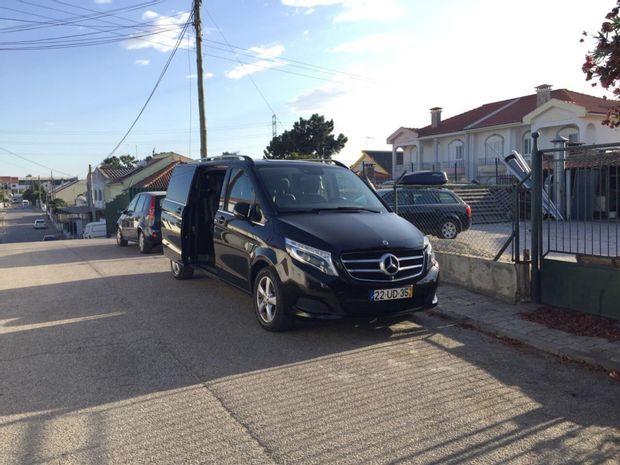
left=1, top=252, right=619, bottom=464
left=0, top=240, right=162, bottom=270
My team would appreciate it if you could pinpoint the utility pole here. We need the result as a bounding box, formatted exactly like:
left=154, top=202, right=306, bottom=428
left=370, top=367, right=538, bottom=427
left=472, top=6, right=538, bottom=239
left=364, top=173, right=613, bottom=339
left=87, top=165, right=96, bottom=222
left=272, top=114, right=277, bottom=138
left=194, top=0, right=207, bottom=159
left=38, top=176, right=41, bottom=208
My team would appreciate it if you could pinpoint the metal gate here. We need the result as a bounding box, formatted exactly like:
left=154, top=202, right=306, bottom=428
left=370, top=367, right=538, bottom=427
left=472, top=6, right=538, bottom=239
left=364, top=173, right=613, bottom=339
left=530, top=134, right=620, bottom=319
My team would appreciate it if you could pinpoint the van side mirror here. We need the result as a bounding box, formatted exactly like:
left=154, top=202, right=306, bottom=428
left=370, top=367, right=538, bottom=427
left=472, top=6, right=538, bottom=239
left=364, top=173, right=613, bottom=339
left=233, top=201, right=250, bottom=219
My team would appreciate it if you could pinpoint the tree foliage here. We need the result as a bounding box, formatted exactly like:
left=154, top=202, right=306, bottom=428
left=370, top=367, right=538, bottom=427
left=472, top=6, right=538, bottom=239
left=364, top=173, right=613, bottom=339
left=264, top=114, right=348, bottom=159
left=582, top=1, right=620, bottom=127
left=101, top=155, right=138, bottom=169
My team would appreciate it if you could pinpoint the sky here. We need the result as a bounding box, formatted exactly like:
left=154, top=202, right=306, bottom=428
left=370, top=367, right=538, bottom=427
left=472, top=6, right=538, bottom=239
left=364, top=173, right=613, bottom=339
left=0, top=0, right=614, bottom=178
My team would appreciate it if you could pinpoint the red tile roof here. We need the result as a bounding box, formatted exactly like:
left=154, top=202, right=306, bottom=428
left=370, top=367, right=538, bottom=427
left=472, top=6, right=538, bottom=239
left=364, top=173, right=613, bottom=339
left=98, top=167, right=137, bottom=180
left=414, top=89, right=613, bottom=138
left=132, top=162, right=183, bottom=190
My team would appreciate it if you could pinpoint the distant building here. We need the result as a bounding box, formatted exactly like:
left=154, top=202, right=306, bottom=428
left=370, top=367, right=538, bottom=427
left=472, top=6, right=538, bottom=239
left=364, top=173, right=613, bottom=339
left=387, top=85, right=619, bottom=183
left=53, top=179, right=87, bottom=206
left=350, top=150, right=395, bottom=183
left=90, top=152, right=193, bottom=208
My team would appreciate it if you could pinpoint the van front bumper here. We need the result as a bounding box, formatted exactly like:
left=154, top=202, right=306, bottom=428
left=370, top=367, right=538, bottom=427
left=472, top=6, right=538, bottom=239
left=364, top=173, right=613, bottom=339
left=280, top=261, right=439, bottom=319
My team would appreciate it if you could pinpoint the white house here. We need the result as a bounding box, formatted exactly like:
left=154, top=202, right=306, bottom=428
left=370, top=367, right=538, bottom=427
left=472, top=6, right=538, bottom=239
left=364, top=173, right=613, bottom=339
left=387, top=85, right=619, bottom=183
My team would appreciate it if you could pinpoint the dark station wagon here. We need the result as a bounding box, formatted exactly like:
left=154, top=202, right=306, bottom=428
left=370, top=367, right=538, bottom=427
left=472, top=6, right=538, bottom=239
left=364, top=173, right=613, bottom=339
left=378, top=188, right=471, bottom=239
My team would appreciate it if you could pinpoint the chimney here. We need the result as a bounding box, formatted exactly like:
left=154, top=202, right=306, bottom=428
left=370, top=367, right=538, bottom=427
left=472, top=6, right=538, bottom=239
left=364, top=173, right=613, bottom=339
left=535, top=84, right=552, bottom=106
left=430, top=107, right=442, bottom=129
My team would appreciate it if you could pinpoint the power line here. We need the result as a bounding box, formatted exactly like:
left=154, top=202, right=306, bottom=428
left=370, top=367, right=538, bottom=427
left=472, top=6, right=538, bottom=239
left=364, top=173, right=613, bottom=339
left=2, top=1, right=378, bottom=85
left=203, top=7, right=284, bottom=134
left=0, top=0, right=164, bottom=33
left=0, top=146, right=75, bottom=177
left=106, top=12, right=193, bottom=158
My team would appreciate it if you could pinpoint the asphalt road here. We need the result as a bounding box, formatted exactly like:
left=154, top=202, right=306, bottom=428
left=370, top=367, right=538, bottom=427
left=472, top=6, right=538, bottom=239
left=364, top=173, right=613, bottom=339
left=0, top=205, right=55, bottom=244
left=0, top=239, right=619, bottom=464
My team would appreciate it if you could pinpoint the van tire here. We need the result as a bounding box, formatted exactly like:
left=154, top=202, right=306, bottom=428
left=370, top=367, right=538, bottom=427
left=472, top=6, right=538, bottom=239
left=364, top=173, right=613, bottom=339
left=138, top=231, right=152, bottom=254
left=170, top=260, right=194, bottom=280
left=116, top=228, right=128, bottom=247
left=253, top=268, right=293, bottom=332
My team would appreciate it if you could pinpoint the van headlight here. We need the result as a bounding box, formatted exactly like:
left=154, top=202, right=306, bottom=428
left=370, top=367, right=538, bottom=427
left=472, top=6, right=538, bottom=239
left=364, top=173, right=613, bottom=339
left=424, top=236, right=436, bottom=270
left=285, top=238, right=338, bottom=276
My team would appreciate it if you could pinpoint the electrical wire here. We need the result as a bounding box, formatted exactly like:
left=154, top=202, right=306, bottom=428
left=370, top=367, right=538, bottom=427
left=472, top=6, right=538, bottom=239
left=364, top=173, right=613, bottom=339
left=0, top=146, right=76, bottom=177
left=0, top=0, right=164, bottom=33
left=106, top=12, right=193, bottom=158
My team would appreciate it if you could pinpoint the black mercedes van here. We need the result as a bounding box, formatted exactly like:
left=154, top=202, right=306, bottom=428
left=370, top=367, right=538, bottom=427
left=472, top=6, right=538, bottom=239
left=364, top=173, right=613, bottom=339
left=161, top=156, right=439, bottom=331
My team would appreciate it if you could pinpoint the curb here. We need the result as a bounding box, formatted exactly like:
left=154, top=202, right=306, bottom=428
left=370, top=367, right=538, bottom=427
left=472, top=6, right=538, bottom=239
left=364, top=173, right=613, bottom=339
left=433, top=307, right=620, bottom=374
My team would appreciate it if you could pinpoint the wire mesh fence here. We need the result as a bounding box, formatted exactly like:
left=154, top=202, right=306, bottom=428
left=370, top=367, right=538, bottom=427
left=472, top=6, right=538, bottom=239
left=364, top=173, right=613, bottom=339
left=382, top=185, right=531, bottom=262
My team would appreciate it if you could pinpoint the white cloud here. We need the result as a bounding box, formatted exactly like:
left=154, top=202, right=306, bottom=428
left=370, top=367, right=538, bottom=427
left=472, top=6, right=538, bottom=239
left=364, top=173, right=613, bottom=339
left=135, top=59, right=150, bottom=66
left=94, top=0, right=112, bottom=4
left=122, top=11, right=193, bottom=53
left=303, top=30, right=310, bottom=36
left=281, top=0, right=403, bottom=22
left=225, top=44, right=286, bottom=80
left=142, top=10, right=159, bottom=19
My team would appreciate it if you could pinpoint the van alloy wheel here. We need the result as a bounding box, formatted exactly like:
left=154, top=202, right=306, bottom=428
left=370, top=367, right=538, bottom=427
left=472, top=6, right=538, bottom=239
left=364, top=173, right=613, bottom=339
left=256, top=276, right=277, bottom=323
left=253, top=268, right=292, bottom=331
left=170, top=259, right=193, bottom=279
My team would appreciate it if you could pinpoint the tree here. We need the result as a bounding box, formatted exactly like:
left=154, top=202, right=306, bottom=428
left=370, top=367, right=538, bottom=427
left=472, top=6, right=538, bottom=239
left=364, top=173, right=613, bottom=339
left=101, top=154, right=138, bottom=169
left=48, top=198, right=67, bottom=213
left=264, top=114, right=347, bottom=159
left=582, top=1, right=620, bottom=127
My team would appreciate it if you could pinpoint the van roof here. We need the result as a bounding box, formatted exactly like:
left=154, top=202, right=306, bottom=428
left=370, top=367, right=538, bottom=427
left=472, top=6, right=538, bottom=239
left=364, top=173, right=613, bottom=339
left=195, top=155, right=348, bottom=170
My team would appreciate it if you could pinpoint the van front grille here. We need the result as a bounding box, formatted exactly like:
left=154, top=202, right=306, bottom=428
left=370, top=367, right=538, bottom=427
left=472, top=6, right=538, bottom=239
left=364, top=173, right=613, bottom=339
left=340, top=249, right=425, bottom=282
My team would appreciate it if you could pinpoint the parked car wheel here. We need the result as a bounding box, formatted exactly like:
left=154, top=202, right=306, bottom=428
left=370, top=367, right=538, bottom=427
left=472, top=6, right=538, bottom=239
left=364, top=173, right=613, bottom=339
left=138, top=231, right=152, bottom=254
left=439, top=219, right=459, bottom=239
left=253, top=268, right=293, bottom=332
left=116, top=228, right=128, bottom=247
left=170, top=259, right=194, bottom=280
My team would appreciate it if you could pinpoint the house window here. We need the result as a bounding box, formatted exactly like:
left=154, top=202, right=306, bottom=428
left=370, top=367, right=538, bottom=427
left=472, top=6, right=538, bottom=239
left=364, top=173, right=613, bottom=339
left=523, top=131, right=532, bottom=155
left=396, top=152, right=404, bottom=165
left=454, top=145, right=464, bottom=160
left=484, top=135, right=504, bottom=164
left=558, top=126, right=579, bottom=144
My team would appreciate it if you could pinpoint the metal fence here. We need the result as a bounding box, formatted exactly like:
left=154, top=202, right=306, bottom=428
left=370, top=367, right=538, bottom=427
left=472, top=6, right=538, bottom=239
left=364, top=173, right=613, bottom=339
left=541, top=144, right=620, bottom=259
left=390, top=184, right=530, bottom=262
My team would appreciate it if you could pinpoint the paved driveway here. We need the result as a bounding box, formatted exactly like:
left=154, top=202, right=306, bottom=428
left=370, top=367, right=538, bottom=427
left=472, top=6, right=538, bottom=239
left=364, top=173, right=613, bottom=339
left=0, top=239, right=619, bottom=464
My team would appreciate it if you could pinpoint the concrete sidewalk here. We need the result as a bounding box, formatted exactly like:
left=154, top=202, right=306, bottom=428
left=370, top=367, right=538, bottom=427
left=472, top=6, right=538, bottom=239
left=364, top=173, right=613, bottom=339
left=434, top=284, right=620, bottom=374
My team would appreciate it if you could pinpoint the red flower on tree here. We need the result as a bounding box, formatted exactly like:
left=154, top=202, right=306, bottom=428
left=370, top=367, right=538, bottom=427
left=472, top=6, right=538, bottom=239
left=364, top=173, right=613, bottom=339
left=583, top=1, right=620, bottom=127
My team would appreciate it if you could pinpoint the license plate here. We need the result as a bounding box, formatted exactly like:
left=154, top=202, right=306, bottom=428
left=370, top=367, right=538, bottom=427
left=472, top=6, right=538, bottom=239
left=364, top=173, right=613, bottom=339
left=370, top=286, right=413, bottom=301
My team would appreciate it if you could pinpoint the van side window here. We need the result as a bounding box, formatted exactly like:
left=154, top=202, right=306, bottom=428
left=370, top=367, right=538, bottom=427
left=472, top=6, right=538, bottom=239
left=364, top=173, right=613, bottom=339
left=167, top=165, right=196, bottom=204
left=225, top=168, right=255, bottom=213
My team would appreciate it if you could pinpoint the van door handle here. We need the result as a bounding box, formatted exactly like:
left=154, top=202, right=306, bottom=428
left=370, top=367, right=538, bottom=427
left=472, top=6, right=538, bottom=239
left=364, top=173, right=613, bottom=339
left=215, top=215, right=225, bottom=225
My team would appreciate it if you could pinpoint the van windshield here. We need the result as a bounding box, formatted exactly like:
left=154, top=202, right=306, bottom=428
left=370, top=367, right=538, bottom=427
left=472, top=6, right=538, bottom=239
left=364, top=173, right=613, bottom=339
left=256, top=165, right=387, bottom=213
